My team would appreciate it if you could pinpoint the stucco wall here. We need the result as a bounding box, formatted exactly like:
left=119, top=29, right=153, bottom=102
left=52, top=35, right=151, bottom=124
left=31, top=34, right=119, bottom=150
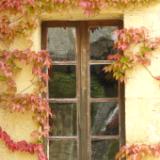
left=0, top=27, right=41, bottom=160
left=1, top=2, right=160, bottom=160
left=124, top=4, right=160, bottom=145
left=124, top=4, right=160, bottom=160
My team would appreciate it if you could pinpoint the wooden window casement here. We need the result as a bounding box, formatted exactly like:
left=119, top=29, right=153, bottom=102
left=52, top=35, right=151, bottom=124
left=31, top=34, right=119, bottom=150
left=41, top=20, right=125, bottom=160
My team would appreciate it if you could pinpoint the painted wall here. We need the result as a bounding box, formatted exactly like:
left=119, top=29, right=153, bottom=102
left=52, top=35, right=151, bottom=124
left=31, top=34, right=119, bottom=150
left=124, top=4, right=160, bottom=160
left=1, top=2, right=160, bottom=160
left=124, top=4, right=160, bottom=144
left=0, top=24, right=41, bottom=160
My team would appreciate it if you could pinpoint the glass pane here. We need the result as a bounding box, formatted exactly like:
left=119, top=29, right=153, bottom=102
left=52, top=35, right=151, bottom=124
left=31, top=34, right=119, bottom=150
left=49, top=65, right=76, bottom=98
left=49, top=103, right=77, bottom=136
left=48, top=27, right=76, bottom=61
left=49, top=140, right=77, bottom=160
left=92, top=140, right=119, bottom=160
left=91, top=65, right=118, bottom=98
left=89, top=26, right=118, bottom=60
left=91, top=102, right=119, bottom=135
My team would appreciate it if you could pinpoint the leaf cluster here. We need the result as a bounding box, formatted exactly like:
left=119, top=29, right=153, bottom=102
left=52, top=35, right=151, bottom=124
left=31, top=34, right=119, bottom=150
left=0, top=49, right=52, bottom=139
left=0, top=127, right=47, bottom=160
left=116, top=143, right=160, bottom=160
left=0, top=0, right=158, bottom=44
left=104, top=28, right=160, bottom=82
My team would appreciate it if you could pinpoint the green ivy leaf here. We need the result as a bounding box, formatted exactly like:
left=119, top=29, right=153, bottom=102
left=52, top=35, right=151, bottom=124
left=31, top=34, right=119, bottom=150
left=0, top=75, right=6, bottom=81
left=120, top=56, right=129, bottom=63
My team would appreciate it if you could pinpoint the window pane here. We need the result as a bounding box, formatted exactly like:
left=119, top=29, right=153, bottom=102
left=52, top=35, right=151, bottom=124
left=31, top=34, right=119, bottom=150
left=49, top=103, right=77, bottom=136
left=92, top=140, right=119, bottom=160
left=89, top=26, right=118, bottom=60
left=49, top=65, right=76, bottom=98
left=49, top=140, right=77, bottom=160
left=48, top=27, right=76, bottom=61
left=91, top=65, right=118, bottom=98
left=91, top=102, right=119, bottom=135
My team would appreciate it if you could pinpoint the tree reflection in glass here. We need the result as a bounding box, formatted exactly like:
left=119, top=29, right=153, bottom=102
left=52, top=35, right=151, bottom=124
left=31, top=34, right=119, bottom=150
left=89, top=26, right=118, bottom=60
left=48, top=27, right=76, bottom=61
left=92, top=140, right=119, bottom=160
left=91, top=102, right=119, bottom=135
left=49, top=65, right=76, bottom=98
left=49, top=140, right=77, bottom=160
left=91, top=65, right=118, bottom=98
left=49, top=103, right=77, bottom=136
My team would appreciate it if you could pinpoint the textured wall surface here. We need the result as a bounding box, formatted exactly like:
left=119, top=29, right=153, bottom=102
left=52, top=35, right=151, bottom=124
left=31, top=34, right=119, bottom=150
left=0, top=26, right=41, bottom=160
left=124, top=4, right=160, bottom=160
left=124, top=3, right=160, bottom=145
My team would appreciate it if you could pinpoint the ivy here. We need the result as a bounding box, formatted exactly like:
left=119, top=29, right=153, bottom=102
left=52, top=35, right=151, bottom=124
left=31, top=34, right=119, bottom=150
left=104, top=28, right=160, bottom=82
left=0, top=0, right=160, bottom=160
left=0, top=0, right=157, bottom=13
left=0, top=49, right=52, bottom=135
left=0, top=15, right=37, bottom=45
left=0, top=127, right=47, bottom=160
left=0, top=0, right=158, bottom=44
left=0, top=94, right=52, bottom=137
left=116, top=143, right=160, bottom=160
left=0, top=49, right=52, bottom=95
left=0, top=49, right=52, bottom=159
left=102, top=27, right=160, bottom=160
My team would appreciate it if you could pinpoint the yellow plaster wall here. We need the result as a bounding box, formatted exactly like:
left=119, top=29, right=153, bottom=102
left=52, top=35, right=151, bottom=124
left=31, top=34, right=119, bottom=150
left=1, top=2, right=160, bottom=160
left=124, top=3, right=160, bottom=160
left=124, top=3, right=160, bottom=144
left=0, top=141, right=36, bottom=160
left=0, top=30, right=40, bottom=160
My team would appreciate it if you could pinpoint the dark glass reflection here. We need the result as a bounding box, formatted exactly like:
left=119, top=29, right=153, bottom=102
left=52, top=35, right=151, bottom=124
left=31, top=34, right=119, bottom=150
left=89, top=26, right=118, bottom=60
left=49, top=65, right=76, bottom=98
left=48, top=27, right=76, bottom=61
left=49, top=140, right=77, bottom=160
left=92, top=140, right=119, bottom=160
left=91, top=65, right=118, bottom=98
left=49, top=103, right=77, bottom=136
left=91, top=102, right=119, bottom=135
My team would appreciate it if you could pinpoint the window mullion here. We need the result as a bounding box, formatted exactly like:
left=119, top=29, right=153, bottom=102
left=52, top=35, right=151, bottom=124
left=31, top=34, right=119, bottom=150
left=79, top=21, right=91, bottom=160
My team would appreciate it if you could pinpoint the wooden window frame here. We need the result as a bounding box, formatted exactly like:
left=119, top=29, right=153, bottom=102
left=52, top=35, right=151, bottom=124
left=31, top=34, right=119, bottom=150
left=41, top=20, right=125, bottom=160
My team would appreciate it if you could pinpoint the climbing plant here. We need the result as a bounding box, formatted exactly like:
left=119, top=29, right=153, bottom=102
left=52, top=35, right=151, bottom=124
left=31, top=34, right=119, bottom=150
left=116, top=144, right=160, bottom=160
left=0, top=0, right=159, bottom=44
left=0, top=0, right=160, bottom=160
left=0, top=0, right=157, bottom=13
left=104, top=27, right=160, bottom=82
left=0, top=127, right=47, bottom=160
left=104, top=28, right=160, bottom=160
left=0, top=49, right=52, bottom=160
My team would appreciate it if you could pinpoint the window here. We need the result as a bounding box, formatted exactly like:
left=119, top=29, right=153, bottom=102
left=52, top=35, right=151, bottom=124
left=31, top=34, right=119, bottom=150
left=42, top=20, right=125, bottom=160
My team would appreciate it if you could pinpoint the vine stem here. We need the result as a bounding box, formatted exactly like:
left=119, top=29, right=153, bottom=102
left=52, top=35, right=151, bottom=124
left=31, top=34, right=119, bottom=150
left=10, top=15, right=24, bottom=25
left=18, top=78, right=38, bottom=94
left=142, top=64, right=159, bottom=80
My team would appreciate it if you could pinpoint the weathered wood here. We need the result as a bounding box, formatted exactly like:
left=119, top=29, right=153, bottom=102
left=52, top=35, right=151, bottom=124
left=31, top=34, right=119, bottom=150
left=41, top=20, right=125, bottom=160
left=49, top=98, right=77, bottom=103
left=91, top=135, right=119, bottom=140
left=79, top=21, right=91, bottom=160
left=90, top=98, right=119, bottom=103
left=118, top=82, right=126, bottom=146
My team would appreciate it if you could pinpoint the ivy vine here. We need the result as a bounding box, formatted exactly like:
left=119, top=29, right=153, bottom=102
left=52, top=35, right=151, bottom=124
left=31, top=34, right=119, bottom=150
left=0, top=127, right=47, bottom=160
left=0, top=0, right=160, bottom=160
left=103, top=28, right=160, bottom=160
left=0, top=49, right=52, bottom=160
left=116, top=143, right=160, bottom=160
left=104, top=27, right=160, bottom=82
left=0, top=0, right=159, bottom=44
